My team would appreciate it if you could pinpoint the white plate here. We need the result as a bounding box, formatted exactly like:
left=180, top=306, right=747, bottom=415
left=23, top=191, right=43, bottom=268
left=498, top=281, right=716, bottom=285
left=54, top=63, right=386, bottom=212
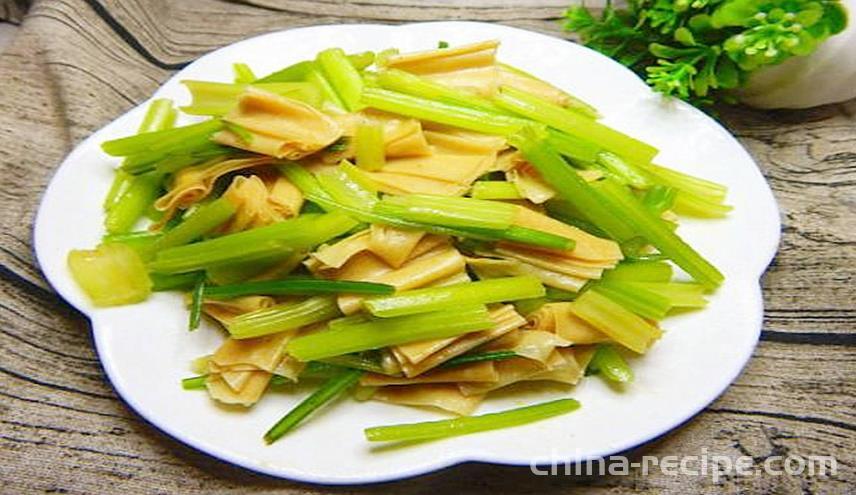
left=34, top=22, right=781, bottom=484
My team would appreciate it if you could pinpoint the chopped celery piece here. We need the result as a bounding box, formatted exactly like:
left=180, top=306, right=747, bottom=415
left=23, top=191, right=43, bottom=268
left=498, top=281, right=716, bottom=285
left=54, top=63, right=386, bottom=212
left=376, top=69, right=507, bottom=114
left=373, top=194, right=517, bottom=231
left=181, top=81, right=321, bottom=115
left=188, top=275, right=205, bottom=331
left=148, top=212, right=357, bottom=273
left=181, top=375, right=208, bottom=390
left=364, top=276, right=545, bottom=318
left=588, top=344, right=634, bottom=383
left=103, top=119, right=223, bottom=157
left=104, top=173, right=161, bottom=234
left=644, top=162, right=727, bottom=203
left=470, top=181, right=523, bottom=200
left=511, top=126, right=637, bottom=242
left=544, top=286, right=577, bottom=301
left=601, top=260, right=673, bottom=283
left=228, top=296, right=341, bottom=339
left=205, top=250, right=305, bottom=286
left=287, top=306, right=494, bottom=361
left=546, top=129, right=601, bottom=164
left=354, top=123, right=386, bottom=171
left=101, top=230, right=160, bottom=259
left=591, top=178, right=724, bottom=289
left=498, top=61, right=600, bottom=119
left=103, top=170, right=133, bottom=211
left=513, top=296, right=547, bottom=316
left=151, top=272, right=200, bottom=292
left=136, top=98, right=178, bottom=133
left=365, top=398, right=580, bottom=442
left=496, top=86, right=658, bottom=166
left=642, top=185, right=677, bottom=215
left=316, top=164, right=379, bottom=209
left=232, top=62, right=256, bottom=83
left=264, top=368, right=363, bottom=444
left=570, top=290, right=662, bottom=354
left=204, top=278, right=394, bottom=299
left=255, top=60, right=316, bottom=83
left=68, top=243, right=152, bottom=307
left=152, top=197, right=236, bottom=251
left=316, top=48, right=364, bottom=111
left=594, top=281, right=671, bottom=320
left=623, top=282, right=708, bottom=308
left=597, top=152, right=651, bottom=189
left=361, top=88, right=527, bottom=135
left=440, top=350, right=519, bottom=368
left=306, top=66, right=345, bottom=109
left=673, top=191, right=733, bottom=218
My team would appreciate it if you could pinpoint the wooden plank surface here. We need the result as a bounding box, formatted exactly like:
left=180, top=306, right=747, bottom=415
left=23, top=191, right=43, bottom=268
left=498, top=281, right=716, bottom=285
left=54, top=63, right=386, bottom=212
left=0, top=0, right=853, bottom=492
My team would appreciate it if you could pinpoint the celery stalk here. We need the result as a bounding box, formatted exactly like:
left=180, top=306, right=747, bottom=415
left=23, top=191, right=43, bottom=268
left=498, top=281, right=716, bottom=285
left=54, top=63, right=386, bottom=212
left=103, top=119, right=223, bottom=157
left=316, top=48, right=364, bottom=111
left=495, top=86, right=658, bottom=165
left=152, top=197, right=236, bottom=251
left=228, top=296, right=341, bottom=339
left=204, top=278, right=394, bottom=299
left=376, top=69, right=507, bottom=114
left=232, top=63, right=256, bottom=84
left=673, top=191, right=733, bottom=218
left=591, top=179, right=724, bottom=289
left=151, top=272, right=200, bottom=291
left=101, top=231, right=160, bottom=259
left=188, top=275, right=205, bottom=331
left=364, top=276, right=545, bottom=318
left=104, top=173, right=161, bottom=234
left=68, top=243, right=152, bottom=307
left=593, top=281, right=671, bottom=320
left=354, top=123, right=386, bottom=171
left=364, top=398, right=580, bottom=442
left=644, top=163, right=728, bottom=203
left=306, top=66, right=345, bottom=110
left=510, top=127, right=638, bottom=242
left=470, top=181, right=523, bottom=200
left=264, top=368, right=363, bottom=444
left=287, top=306, right=493, bottom=361
left=148, top=212, right=357, bottom=273
left=439, top=350, right=519, bottom=368
left=570, top=290, right=662, bottom=354
left=255, top=60, right=316, bottom=83
left=361, top=88, right=527, bottom=135
left=103, top=170, right=133, bottom=211
left=181, top=375, right=208, bottom=390
left=597, top=152, right=652, bottom=189
left=642, top=185, right=677, bottom=215
left=546, top=129, right=601, bottom=164
left=601, top=260, right=674, bottom=283
left=588, top=344, right=634, bottom=383
left=181, top=81, right=321, bottom=115
left=623, top=282, right=708, bottom=308
left=373, top=194, right=517, bottom=231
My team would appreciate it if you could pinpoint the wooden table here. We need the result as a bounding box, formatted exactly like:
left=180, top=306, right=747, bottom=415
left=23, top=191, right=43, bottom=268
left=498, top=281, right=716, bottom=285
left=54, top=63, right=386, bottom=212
left=0, top=1, right=853, bottom=493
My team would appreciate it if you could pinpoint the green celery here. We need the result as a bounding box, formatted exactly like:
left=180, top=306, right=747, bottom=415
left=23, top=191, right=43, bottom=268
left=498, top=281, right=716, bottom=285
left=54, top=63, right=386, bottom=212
left=181, top=375, right=208, bottom=390
left=591, top=178, right=724, bottom=289
left=306, top=66, right=345, bottom=110
left=205, top=250, right=305, bottom=285
left=228, top=296, right=341, bottom=339
left=373, top=194, right=517, bottom=231
left=181, top=81, right=321, bottom=115
left=148, top=212, right=357, bottom=273
left=511, top=127, right=637, bottom=242
left=152, top=197, right=236, bottom=251
left=316, top=48, right=364, bottom=111
left=255, top=60, right=316, bottom=83
left=188, top=275, right=206, bottom=331
left=264, top=368, right=363, bottom=444
left=103, top=119, right=223, bottom=157
left=376, top=69, right=507, bottom=114
left=601, top=260, right=674, bottom=283
left=104, top=173, right=162, bottom=234
left=354, top=123, right=386, bottom=171
left=546, top=129, right=601, bottom=164
left=673, top=191, right=733, bottom=218
left=151, top=272, right=200, bottom=291
left=623, top=282, right=707, bottom=308
left=544, top=286, right=577, bottom=301
left=232, top=63, right=256, bottom=83
left=597, top=152, right=651, bottom=189
left=287, top=306, right=494, bottom=361
left=204, top=278, right=394, bottom=299
left=498, top=62, right=600, bottom=119
left=470, top=181, right=523, bottom=200
left=642, top=185, right=678, bottom=215
left=364, top=398, right=580, bottom=442
left=364, top=276, right=545, bottom=318
left=495, top=86, right=658, bottom=166
left=67, top=243, right=152, bottom=307
left=644, top=163, right=728, bottom=203
left=593, top=281, right=671, bottom=320
left=361, top=87, right=527, bottom=135
left=319, top=354, right=388, bottom=375
left=316, top=164, right=379, bottom=209
left=588, top=344, right=634, bottom=383
left=101, top=231, right=160, bottom=259
left=103, top=170, right=133, bottom=211
left=570, top=290, right=662, bottom=354
left=513, top=296, right=547, bottom=316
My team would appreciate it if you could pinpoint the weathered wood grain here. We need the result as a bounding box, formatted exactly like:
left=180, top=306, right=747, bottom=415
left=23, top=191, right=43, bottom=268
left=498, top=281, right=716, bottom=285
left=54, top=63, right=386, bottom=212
left=0, top=0, right=853, bottom=493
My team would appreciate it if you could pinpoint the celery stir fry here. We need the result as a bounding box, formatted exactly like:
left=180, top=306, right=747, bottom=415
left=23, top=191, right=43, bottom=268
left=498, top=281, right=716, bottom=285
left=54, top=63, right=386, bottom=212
left=67, top=40, right=731, bottom=445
